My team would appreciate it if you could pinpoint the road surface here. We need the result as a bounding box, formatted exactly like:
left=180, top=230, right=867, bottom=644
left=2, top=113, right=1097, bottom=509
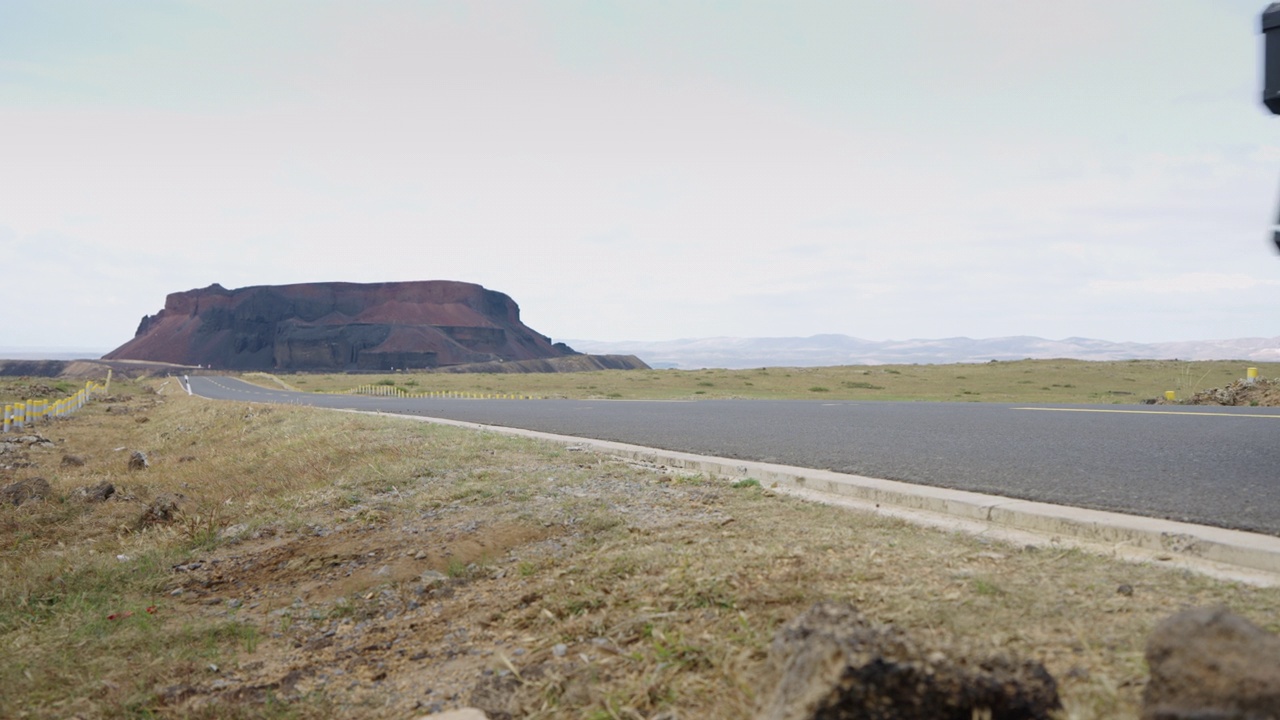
left=186, top=375, right=1280, bottom=536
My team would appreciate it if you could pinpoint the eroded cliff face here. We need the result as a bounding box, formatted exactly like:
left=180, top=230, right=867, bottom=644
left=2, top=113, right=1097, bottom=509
left=104, top=281, right=575, bottom=371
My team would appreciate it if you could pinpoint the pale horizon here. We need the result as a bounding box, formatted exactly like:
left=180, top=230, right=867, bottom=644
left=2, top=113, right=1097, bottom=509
left=4, top=1, right=1280, bottom=348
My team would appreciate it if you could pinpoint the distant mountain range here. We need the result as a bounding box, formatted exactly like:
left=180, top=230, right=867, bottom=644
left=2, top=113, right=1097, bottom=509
left=0, top=349, right=108, bottom=361
left=6, top=335, right=1280, bottom=370
left=561, top=335, right=1280, bottom=370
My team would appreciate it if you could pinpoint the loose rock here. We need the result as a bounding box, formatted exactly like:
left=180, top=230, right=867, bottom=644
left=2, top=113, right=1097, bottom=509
left=1142, top=605, right=1280, bottom=719
left=219, top=523, right=248, bottom=539
left=128, top=451, right=150, bottom=471
left=1, top=477, right=51, bottom=506
left=416, top=709, right=490, bottom=720
left=61, top=454, right=86, bottom=467
left=756, top=601, right=1060, bottom=720
left=71, top=481, right=116, bottom=503
left=1184, top=377, right=1280, bottom=407
left=140, top=493, right=186, bottom=526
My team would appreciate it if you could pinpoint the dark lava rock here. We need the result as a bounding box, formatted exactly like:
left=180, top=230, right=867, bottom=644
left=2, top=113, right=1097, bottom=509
left=128, top=451, right=149, bottom=471
left=72, top=481, right=115, bottom=503
left=756, top=601, right=1060, bottom=720
left=140, top=493, right=186, bottom=526
left=1, top=477, right=51, bottom=506
left=1142, top=605, right=1280, bottom=720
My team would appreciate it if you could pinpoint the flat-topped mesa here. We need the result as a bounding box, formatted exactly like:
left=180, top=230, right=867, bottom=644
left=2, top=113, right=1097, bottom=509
left=104, top=281, right=579, bottom=371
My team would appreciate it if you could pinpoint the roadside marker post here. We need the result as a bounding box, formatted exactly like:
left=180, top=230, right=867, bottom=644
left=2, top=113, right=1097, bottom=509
left=1164, top=390, right=1177, bottom=402
left=1, top=379, right=111, bottom=434
left=1247, top=367, right=1259, bottom=384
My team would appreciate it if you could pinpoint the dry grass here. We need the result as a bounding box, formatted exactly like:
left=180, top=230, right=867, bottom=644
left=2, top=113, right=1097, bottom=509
left=2, top=378, right=1279, bottom=718
left=251, top=359, right=1280, bottom=404
left=0, top=377, right=87, bottom=402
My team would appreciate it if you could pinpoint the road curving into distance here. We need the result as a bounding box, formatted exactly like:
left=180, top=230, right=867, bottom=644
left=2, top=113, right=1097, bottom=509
left=187, top=375, right=1280, bottom=537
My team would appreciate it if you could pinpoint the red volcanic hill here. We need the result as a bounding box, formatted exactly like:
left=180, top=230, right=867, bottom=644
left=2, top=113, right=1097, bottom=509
left=104, top=281, right=582, bottom=371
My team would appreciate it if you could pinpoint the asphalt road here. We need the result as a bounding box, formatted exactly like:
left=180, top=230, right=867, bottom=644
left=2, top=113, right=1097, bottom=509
left=187, top=375, right=1280, bottom=536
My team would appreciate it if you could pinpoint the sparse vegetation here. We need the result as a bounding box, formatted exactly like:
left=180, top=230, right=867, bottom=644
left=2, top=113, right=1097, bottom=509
left=2, top=371, right=1279, bottom=717
left=239, top=360, right=1280, bottom=405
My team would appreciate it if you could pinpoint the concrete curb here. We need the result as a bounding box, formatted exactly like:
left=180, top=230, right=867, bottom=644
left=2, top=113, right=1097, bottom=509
left=367, top=411, right=1280, bottom=586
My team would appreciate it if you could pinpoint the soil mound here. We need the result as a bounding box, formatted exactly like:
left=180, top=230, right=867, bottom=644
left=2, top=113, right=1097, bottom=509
left=1184, top=378, right=1280, bottom=407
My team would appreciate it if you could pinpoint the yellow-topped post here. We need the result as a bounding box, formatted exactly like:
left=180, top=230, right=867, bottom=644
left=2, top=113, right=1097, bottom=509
left=1247, top=367, right=1259, bottom=385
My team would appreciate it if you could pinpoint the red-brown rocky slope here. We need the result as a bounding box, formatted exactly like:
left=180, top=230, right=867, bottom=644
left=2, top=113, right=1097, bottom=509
left=104, top=281, right=579, bottom=371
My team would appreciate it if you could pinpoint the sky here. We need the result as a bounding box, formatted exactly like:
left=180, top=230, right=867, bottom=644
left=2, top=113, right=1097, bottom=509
left=4, top=1, right=1280, bottom=351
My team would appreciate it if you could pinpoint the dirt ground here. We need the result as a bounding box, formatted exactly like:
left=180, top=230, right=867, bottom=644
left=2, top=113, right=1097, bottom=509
left=163, top=517, right=579, bottom=716
left=80, top=433, right=752, bottom=718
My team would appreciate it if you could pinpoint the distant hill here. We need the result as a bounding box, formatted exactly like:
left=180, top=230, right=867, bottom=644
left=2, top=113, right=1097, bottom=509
left=104, top=281, right=579, bottom=372
left=562, top=335, right=1280, bottom=369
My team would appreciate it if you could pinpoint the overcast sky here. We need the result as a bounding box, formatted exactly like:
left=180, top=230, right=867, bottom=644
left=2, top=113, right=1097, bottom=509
left=4, top=1, right=1280, bottom=351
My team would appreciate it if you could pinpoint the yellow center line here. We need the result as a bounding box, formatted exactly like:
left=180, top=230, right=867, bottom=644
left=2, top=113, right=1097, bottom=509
left=1013, top=407, right=1280, bottom=419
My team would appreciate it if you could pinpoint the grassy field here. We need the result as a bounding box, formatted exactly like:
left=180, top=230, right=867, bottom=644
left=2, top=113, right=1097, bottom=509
left=255, top=359, right=1280, bottom=403
left=2, top=377, right=1279, bottom=718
